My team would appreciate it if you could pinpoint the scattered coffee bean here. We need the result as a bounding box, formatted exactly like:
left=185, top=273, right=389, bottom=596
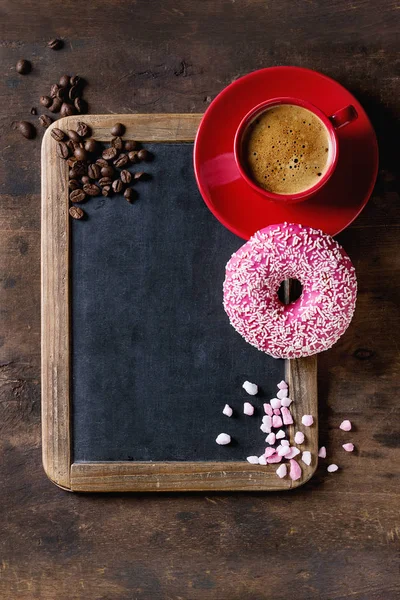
left=81, top=175, right=90, bottom=185
left=120, top=169, right=132, bottom=184
left=57, top=141, right=70, bottom=159
left=124, top=188, right=137, bottom=203
left=128, top=150, right=139, bottom=163
left=73, top=147, right=87, bottom=161
left=49, top=98, right=62, bottom=113
left=60, top=102, right=76, bottom=118
left=84, top=138, right=97, bottom=153
left=57, top=86, right=69, bottom=101
left=98, top=177, right=113, bottom=187
left=76, top=122, right=90, bottom=138
left=67, top=157, right=77, bottom=168
left=102, top=185, right=112, bottom=197
left=69, top=206, right=85, bottom=220
left=102, top=147, right=118, bottom=161
left=111, top=123, right=125, bottom=137
left=69, top=179, right=81, bottom=190
left=83, top=183, right=100, bottom=196
left=69, top=85, right=80, bottom=101
left=39, top=114, right=53, bottom=128
left=16, top=59, right=32, bottom=75
left=40, top=95, right=52, bottom=108
left=88, top=163, right=101, bottom=179
left=74, top=97, right=87, bottom=114
left=113, top=153, right=128, bottom=168
left=124, top=140, right=138, bottom=152
left=112, top=179, right=124, bottom=193
left=70, top=75, right=82, bottom=87
left=68, top=130, right=81, bottom=143
left=59, top=74, right=70, bottom=88
left=50, top=84, right=60, bottom=98
left=30, top=107, right=37, bottom=115
left=15, top=121, right=36, bottom=139
left=96, top=158, right=109, bottom=169
left=74, top=161, right=88, bottom=175
left=133, top=171, right=147, bottom=181
left=70, top=189, right=86, bottom=203
left=51, top=128, right=66, bottom=141
left=48, top=38, right=63, bottom=51
left=138, top=149, right=151, bottom=161
left=100, top=165, right=114, bottom=178
left=69, top=168, right=79, bottom=178
left=111, top=136, right=123, bottom=150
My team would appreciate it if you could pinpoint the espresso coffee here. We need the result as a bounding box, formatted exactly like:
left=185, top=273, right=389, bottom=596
left=243, top=104, right=331, bottom=194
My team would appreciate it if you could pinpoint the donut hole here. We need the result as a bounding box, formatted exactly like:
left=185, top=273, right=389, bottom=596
left=277, top=278, right=303, bottom=304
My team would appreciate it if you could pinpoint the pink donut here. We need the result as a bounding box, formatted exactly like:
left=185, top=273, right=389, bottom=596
left=223, top=223, right=357, bottom=359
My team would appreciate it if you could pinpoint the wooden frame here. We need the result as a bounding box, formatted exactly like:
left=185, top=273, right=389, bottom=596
left=41, top=113, right=318, bottom=492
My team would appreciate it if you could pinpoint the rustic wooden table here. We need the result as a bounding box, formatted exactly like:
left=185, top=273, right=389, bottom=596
left=1, top=1, right=399, bottom=598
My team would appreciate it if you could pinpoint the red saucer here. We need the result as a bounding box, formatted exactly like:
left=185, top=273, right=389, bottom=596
left=194, top=66, right=378, bottom=240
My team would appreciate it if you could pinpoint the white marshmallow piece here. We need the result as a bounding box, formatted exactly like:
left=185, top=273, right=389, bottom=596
left=294, top=431, right=305, bottom=445
left=302, top=451, right=312, bottom=466
left=277, top=380, right=288, bottom=390
left=216, top=433, right=231, bottom=445
left=285, top=447, right=300, bottom=459
left=277, top=388, right=288, bottom=399
left=327, top=464, right=339, bottom=473
left=301, top=414, right=314, bottom=427
left=340, top=420, right=352, bottom=431
left=277, top=445, right=291, bottom=457
left=243, top=402, right=254, bottom=416
left=276, top=430, right=286, bottom=440
left=265, top=432, right=276, bottom=445
left=222, top=404, right=233, bottom=417
left=276, top=463, right=287, bottom=478
left=246, top=456, right=259, bottom=464
left=342, top=443, right=354, bottom=452
left=242, top=381, right=258, bottom=396
left=270, top=397, right=281, bottom=409
left=280, top=397, right=293, bottom=407
left=318, top=446, right=327, bottom=458
left=258, top=455, right=267, bottom=465
left=280, top=439, right=290, bottom=447
left=260, top=423, right=271, bottom=434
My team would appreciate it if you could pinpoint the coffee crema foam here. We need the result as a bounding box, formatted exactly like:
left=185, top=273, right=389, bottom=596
left=243, top=104, right=331, bottom=194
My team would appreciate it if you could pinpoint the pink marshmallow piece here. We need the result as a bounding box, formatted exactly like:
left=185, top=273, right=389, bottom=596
left=280, top=397, right=293, bottom=407
left=243, top=402, right=254, bottom=416
left=285, top=447, right=300, bottom=459
left=301, top=414, right=314, bottom=427
left=318, top=446, right=327, bottom=458
left=272, top=415, right=283, bottom=428
left=327, top=464, right=339, bottom=473
left=264, top=447, right=276, bottom=458
left=342, top=443, right=354, bottom=452
left=270, top=398, right=281, bottom=409
left=281, top=439, right=290, bottom=447
left=273, top=408, right=281, bottom=416
left=276, top=430, right=286, bottom=440
left=277, top=380, right=288, bottom=390
left=267, top=453, right=282, bottom=464
left=278, top=445, right=291, bottom=457
left=294, top=431, right=305, bottom=445
left=340, top=420, right=352, bottom=431
left=222, top=404, right=233, bottom=417
left=265, top=432, right=276, bottom=445
left=276, top=463, right=287, bottom=478
left=277, top=388, right=288, bottom=400
left=281, top=406, right=293, bottom=425
left=258, top=455, right=267, bottom=465
left=302, top=451, right=312, bottom=466
left=263, top=403, right=273, bottom=417
left=289, top=459, right=302, bottom=481
left=246, top=456, right=259, bottom=464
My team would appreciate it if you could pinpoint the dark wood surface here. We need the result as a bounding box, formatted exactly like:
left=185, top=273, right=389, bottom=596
left=1, top=1, right=399, bottom=597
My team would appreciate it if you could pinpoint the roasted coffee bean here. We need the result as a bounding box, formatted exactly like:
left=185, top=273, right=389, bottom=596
left=113, top=153, right=128, bottom=168
left=84, top=138, right=97, bottom=153
left=98, top=177, right=113, bottom=187
left=30, top=107, right=37, bottom=115
left=128, top=150, right=139, bottom=164
left=67, top=130, right=81, bottom=143
left=81, top=175, right=90, bottom=185
left=71, top=140, right=83, bottom=151
left=51, top=127, right=65, bottom=142
left=111, top=136, right=123, bottom=150
left=88, top=163, right=101, bottom=179
left=111, top=123, right=125, bottom=137
left=124, top=188, right=137, bottom=203
left=57, top=141, right=70, bottom=159
left=74, top=160, right=88, bottom=176
left=69, top=206, right=85, bottom=220
left=16, top=59, right=32, bottom=74
left=70, top=189, right=86, bottom=203
left=49, top=98, right=62, bottom=113
left=69, top=85, right=80, bottom=101
left=120, top=169, right=132, bottom=184
left=50, top=84, right=60, bottom=98
left=74, top=98, right=87, bottom=114
left=96, top=158, right=109, bottom=168
left=83, top=183, right=100, bottom=196
left=59, top=74, right=70, bottom=88
left=48, top=38, right=63, bottom=50
left=124, top=140, right=138, bottom=152
left=76, top=122, right=90, bottom=138
left=137, top=149, right=151, bottom=161
left=102, top=185, right=112, bottom=197
left=68, top=179, right=81, bottom=190
left=67, top=157, right=77, bottom=168
left=100, top=165, right=114, bottom=178
left=112, top=179, right=124, bottom=193
left=39, top=114, right=52, bottom=128
left=60, top=102, right=76, bottom=117
left=66, top=139, right=75, bottom=152
left=70, top=75, right=82, bottom=87
left=56, top=86, right=69, bottom=101
left=102, top=147, right=118, bottom=161
left=69, top=168, right=79, bottom=178
left=74, top=146, right=87, bottom=161
left=133, top=171, right=147, bottom=181
left=16, top=121, right=36, bottom=139
left=40, top=95, right=52, bottom=108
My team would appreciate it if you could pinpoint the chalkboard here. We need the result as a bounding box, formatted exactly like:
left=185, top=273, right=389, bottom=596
left=71, top=142, right=285, bottom=463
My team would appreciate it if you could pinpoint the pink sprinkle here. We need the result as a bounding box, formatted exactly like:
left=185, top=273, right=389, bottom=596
left=277, top=380, right=288, bottom=390
left=265, top=432, right=276, bottom=445
left=267, top=453, right=282, bottom=464
left=301, top=451, right=312, bottom=466
left=273, top=408, right=281, bottom=416
left=281, top=406, right=293, bottom=425
left=285, top=447, right=300, bottom=459
left=264, top=447, right=276, bottom=458
left=342, top=443, right=354, bottom=452
left=340, top=420, right=352, bottom=431
left=281, top=439, right=290, bottom=447
left=327, top=464, right=339, bottom=473
left=216, top=433, right=231, bottom=445
left=289, top=459, right=302, bottom=481
left=280, top=397, right=292, bottom=407
left=301, top=415, right=314, bottom=427
left=276, top=430, right=285, bottom=440
left=246, top=456, right=259, bottom=464
left=294, top=431, right=305, bottom=444
left=277, top=388, right=288, bottom=400
left=276, top=463, right=287, bottom=478
left=263, top=403, right=273, bottom=416
left=243, top=402, right=254, bottom=416
left=278, top=445, right=291, bottom=457
left=222, top=404, right=233, bottom=417
left=270, top=398, right=281, bottom=409
left=272, top=415, right=283, bottom=428
left=258, top=455, right=267, bottom=465
left=318, top=446, right=327, bottom=458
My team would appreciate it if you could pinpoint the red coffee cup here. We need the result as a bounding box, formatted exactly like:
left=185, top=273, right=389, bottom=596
left=234, top=97, right=358, bottom=203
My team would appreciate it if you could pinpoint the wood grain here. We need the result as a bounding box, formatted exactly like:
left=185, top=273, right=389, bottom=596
left=42, top=113, right=317, bottom=492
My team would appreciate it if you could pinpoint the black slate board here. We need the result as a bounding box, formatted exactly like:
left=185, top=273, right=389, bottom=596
left=71, top=143, right=284, bottom=462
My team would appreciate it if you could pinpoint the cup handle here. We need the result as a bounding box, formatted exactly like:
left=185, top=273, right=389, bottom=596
left=329, top=104, right=358, bottom=129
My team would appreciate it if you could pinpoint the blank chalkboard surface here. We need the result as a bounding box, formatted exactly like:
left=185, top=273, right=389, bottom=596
left=42, top=114, right=317, bottom=492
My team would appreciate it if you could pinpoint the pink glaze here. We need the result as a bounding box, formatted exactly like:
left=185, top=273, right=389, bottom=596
left=223, top=223, right=357, bottom=359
